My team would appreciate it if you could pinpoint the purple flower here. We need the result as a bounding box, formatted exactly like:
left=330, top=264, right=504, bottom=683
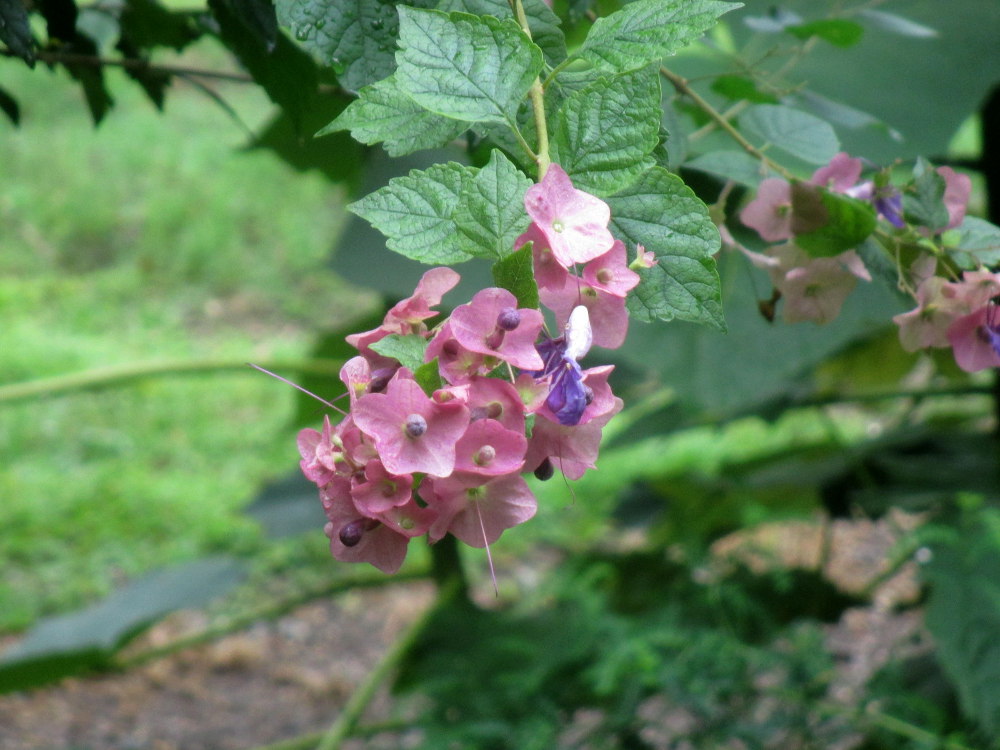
left=533, top=306, right=593, bottom=426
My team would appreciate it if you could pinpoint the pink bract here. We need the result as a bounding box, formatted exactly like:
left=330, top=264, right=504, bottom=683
left=540, top=281, right=629, bottom=349
left=947, top=307, right=1000, bottom=372
left=523, top=164, right=614, bottom=267
left=423, top=474, right=537, bottom=547
left=453, top=418, right=527, bottom=478
left=524, top=397, right=623, bottom=480
left=740, top=178, right=793, bottom=242
left=582, top=240, right=640, bottom=298
left=352, top=376, right=469, bottom=477
left=449, top=288, right=545, bottom=370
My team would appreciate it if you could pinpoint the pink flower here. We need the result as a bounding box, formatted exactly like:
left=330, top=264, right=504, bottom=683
left=350, top=460, right=413, bottom=516
left=453, top=418, right=527, bottom=478
left=893, top=276, right=964, bottom=351
left=582, top=240, right=640, bottom=298
left=947, top=305, right=1000, bottom=372
left=347, top=266, right=459, bottom=365
left=423, top=474, right=537, bottom=547
left=524, top=397, right=623, bottom=480
left=524, top=164, right=614, bottom=267
left=740, top=178, right=793, bottom=242
left=811, top=152, right=863, bottom=193
left=516, top=222, right=571, bottom=292
left=424, top=320, right=487, bottom=385
left=938, top=166, right=972, bottom=231
left=540, top=281, right=630, bottom=349
left=322, top=484, right=435, bottom=574
left=352, top=375, right=470, bottom=477
left=297, top=415, right=337, bottom=486
left=449, top=288, right=545, bottom=370
left=765, top=245, right=870, bottom=325
left=630, top=243, right=656, bottom=270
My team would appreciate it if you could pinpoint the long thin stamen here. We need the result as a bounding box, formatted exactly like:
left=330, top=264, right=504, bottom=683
left=476, top=502, right=499, bottom=597
left=248, top=363, right=348, bottom=416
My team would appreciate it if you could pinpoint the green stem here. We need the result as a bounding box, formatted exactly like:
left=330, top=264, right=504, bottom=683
left=0, top=357, right=346, bottom=405
left=660, top=65, right=796, bottom=182
left=511, top=0, right=550, bottom=178
left=313, top=576, right=462, bottom=750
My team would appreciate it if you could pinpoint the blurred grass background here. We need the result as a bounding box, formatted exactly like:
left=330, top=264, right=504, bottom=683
left=0, top=32, right=375, bottom=631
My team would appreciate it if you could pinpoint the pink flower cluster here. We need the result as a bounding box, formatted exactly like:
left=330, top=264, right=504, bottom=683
left=297, top=165, right=637, bottom=573
left=894, top=265, right=1000, bottom=372
left=739, top=153, right=972, bottom=326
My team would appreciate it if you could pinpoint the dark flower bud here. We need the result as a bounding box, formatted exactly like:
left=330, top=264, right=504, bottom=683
left=339, top=519, right=367, bottom=547
left=533, top=457, right=554, bottom=481
left=584, top=385, right=594, bottom=405
left=404, top=413, right=428, bottom=438
left=497, top=307, right=521, bottom=331
left=369, top=368, right=394, bottom=393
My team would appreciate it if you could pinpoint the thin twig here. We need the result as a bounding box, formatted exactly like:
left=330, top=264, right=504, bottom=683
left=314, top=577, right=462, bottom=750
left=0, top=358, right=346, bottom=404
left=659, top=65, right=796, bottom=181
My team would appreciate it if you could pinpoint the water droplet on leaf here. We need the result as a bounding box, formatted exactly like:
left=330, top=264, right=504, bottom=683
left=294, top=25, right=309, bottom=41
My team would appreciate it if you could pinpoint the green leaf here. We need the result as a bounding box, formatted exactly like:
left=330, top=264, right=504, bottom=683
left=414, top=358, right=443, bottom=395
left=903, top=157, right=949, bottom=229
left=210, top=0, right=320, bottom=131
left=212, top=0, right=278, bottom=50
left=684, top=150, right=773, bottom=187
left=577, top=0, right=739, bottom=72
left=321, top=74, right=469, bottom=157
left=119, top=0, right=201, bottom=50
left=709, top=74, right=778, bottom=103
left=947, top=217, right=1000, bottom=268
left=275, top=0, right=432, bottom=91
left=790, top=183, right=876, bottom=257
left=436, top=0, right=566, bottom=67
left=549, top=67, right=661, bottom=196
left=452, top=149, right=532, bottom=260
left=0, top=0, right=35, bottom=66
left=923, top=511, right=1000, bottom=736
left=370, top=333, right=430, bottom=371
left=0, top=86, right=20, bottom=125
left=395, top=7, right=543, bottom=124
left=492, top=243, right=540, bottom=309
left=0, top=558, right=247, bottom=693
left=608, top=167, right=725, bottom=330
left=786, top=19, right=864, bottom=48
left=740, top=104, right=840, bottom=165
left=349, top=162, right=478, bottom=265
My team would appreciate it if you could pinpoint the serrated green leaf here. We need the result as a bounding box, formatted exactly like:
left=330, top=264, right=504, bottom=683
left=577, top=0, right=739, bottom=72
left=0, top=0, right=35, bottom=66
left=322, top=74, right=469, bottom=157
left=741, top=104, right=840, bottom=166
left=436, top=0, right=566, bottom=67
left=608, top=167, right=724, bottom=330
left=349, top=162, right=478, bottom=265
left=275, top=0, right=432, bottom=91
left=684, top=150, right=773, bottom=187
left=549, top=67, right=661, bottom=196
left=790, top=183, right=876, bottom=257
left=492, top=243, right=539, bottom=309
left=786, top=19, right=864, bottom=48
left=370, top=333, right=430, bottom=370
left=949, top=217, right=1000, bottom=268
left=120, top=0, right=201, bottom=50
left=395, top=7, right=543, bottom=124
left=453, top=149, right=532, bottom=259
left=904, top=157, right=949, bottom=229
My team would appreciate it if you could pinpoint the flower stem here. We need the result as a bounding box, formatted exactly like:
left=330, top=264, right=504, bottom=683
left=659, top=65, right=796, bottom=182
left=511, top=0, right=550, bottom=178
left=314, top=576, right=463, bottom=750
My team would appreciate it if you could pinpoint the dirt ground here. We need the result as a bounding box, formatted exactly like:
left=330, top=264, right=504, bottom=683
left=0, top=514, right=926, bottom=750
